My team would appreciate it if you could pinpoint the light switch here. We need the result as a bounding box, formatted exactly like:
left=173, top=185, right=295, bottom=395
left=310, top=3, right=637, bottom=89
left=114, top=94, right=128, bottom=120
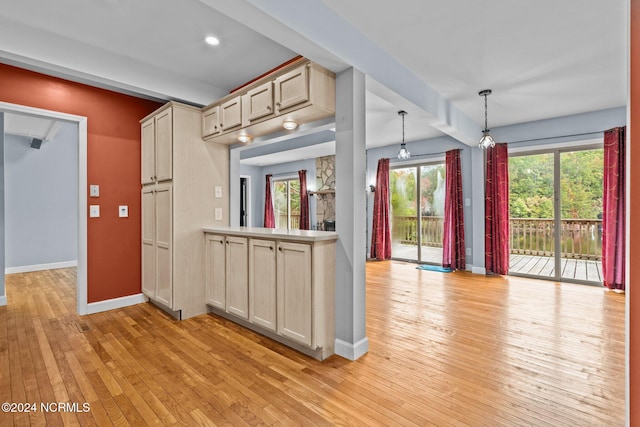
left=214, top=208, right=222, bottom=221
left=90, top=185, right=100, bottom=197
left=466, top=248, right=472, bottom=256
left=90, top=205, right=100, bottom=218
left=119, top=205, right=129, bottom=218
left=215, top=186, right=222, bottom=199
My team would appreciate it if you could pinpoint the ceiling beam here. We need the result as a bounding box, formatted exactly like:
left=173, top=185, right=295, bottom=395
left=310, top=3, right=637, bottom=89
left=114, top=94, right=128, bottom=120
left=201, top=0, right=481, bottom=146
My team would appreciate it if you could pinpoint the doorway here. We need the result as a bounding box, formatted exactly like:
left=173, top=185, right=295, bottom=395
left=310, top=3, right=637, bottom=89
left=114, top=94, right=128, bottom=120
left=390, top=161, right=446, bottom=264
left=508, top=145, right=604, bottom=284
left=239, top=176, right=251, bottom=226
left=0, top=102, right=88, bottom=314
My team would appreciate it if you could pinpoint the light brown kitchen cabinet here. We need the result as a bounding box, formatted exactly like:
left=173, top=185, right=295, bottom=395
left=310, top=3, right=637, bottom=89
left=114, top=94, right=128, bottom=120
left=141, top=107, right=172, bottom=185
left=201, top=58, right=335, bottom=145
left=203, top=227, right=337, bottom=360
left=244, top=81, right=275, bottom=124
left=205, top=234, right=226, bottom=310
left=202, top=105, right=220, bottom=138
left=276, top=241, right=312, bottom=346
left=249, top=238, right=277, bottom=331
left=220, top=96, right=242, bottom=132
left=141, top=102, right=229, bottom=319
left=225, top=236, right=249, bottom=319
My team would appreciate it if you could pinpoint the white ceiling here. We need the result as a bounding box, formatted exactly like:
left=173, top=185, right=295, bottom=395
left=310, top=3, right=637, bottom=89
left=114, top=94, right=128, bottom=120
left=4, top=113, right=63, bottom=141
left=0, top=0, right=627, bottom=154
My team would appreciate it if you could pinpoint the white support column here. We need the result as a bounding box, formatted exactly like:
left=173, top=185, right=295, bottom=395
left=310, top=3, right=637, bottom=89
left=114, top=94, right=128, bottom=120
left=334, top=67, right=368, bottom=360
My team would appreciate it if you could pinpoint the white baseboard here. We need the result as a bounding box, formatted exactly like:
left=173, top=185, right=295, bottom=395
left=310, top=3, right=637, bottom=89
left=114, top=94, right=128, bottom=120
left=0, top=295, right=6, bottom=306
left=86, top=293, right=147, bottom=315
left=335, top=337, right=369, bottom=361
left=472, top=266, right=487, bottom=275
left=5, top=260, right=78, bottom=274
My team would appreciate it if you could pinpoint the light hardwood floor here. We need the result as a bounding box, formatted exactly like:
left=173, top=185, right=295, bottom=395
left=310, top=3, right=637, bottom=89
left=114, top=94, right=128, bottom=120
left=0, top=262, right=625, bottom=426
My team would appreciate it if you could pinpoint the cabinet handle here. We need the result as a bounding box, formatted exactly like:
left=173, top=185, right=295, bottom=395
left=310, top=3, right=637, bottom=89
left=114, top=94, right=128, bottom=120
left=219, top=240, right=223, bottom=245
left=269, top=246, right=274, bottom=251
left=275, top=102, right=281, bottom=107
left=278, top=247, right=283, bottom=252
left=226, top=241, right=230, bottom=245
left=267, top=106, right=272, bottom=111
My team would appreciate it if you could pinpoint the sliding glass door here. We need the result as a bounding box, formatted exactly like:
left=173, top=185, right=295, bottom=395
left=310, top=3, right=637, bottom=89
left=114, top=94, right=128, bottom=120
left=390, top=162, right=446, bottom=264
left=509, top=147, right=603, bottom=283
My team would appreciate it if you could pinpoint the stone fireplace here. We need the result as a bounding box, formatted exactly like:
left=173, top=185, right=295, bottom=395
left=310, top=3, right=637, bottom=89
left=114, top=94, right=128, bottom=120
left=315, top=155, right=335, bottom=230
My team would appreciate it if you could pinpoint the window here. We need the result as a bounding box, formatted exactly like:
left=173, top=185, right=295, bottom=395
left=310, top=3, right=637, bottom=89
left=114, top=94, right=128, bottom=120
left=273, top=177, right=300, bottom=230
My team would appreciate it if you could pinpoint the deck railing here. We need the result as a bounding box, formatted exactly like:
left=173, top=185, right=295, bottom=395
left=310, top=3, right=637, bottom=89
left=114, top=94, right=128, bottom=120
left=391, top=215, right=443, bottom=248
left=510, top=218, right=602, bottom=260
left=276, top=214, right=300, bottom=230
left=392, top=215, right=602, bottom=260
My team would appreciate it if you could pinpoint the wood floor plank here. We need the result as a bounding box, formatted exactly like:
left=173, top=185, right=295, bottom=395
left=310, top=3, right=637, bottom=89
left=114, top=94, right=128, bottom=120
left=0, top=265, right=626, bottom=426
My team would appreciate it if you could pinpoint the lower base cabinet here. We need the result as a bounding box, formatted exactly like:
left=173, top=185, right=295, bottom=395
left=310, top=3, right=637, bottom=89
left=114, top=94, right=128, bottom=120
left=204, top=229, right=336, bottom=360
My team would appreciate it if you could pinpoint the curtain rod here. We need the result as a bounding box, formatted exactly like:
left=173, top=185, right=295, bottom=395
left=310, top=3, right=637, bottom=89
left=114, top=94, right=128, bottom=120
left=389, top=149, right=463, bottom=162
left=269, top=170, right=302, bottom=178
left=507, top=131, right=603, bottom=145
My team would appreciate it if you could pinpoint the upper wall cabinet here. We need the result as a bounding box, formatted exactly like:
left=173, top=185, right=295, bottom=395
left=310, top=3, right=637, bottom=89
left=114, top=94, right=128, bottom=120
left=220, top=96, right=242, bottom=132
left=244, top=81, right=274, bottom=124
left=202, top=58, right=335, bottom=145
left=141, top=107, right=173, bottom=184
left=202, top=105, right=219, bottom=138
left=275, top=64, right=309, bottom=113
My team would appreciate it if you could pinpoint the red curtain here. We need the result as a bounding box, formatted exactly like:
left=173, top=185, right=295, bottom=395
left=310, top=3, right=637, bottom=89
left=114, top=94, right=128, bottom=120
left=485, top=143, right=510, bottom=275
left=264, top=174, right=275, bottom=228
left=371, top=158, right=392, bottom=260
left=602, top=126, right=626, bottom=290
left=298, top=170, right=310, bottom=230
left=443, top=149, right=466, bottom=270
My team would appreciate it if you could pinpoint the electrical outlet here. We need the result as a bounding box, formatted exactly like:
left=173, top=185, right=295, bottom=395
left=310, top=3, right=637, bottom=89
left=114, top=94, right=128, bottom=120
left=90, top=185, right=99, bottom=197
left=89, top=205, right=100, bottom=218
left=215, top=208, right=222, bottom=221
left=215, top=186, right=222, bottom=198
left=119, top=205, right=128, bottom=218
left=466, top=248, right=471, bottom=256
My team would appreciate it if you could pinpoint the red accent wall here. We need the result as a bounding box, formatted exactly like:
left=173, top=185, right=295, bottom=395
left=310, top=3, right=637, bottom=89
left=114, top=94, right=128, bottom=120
left=631, top=1, right=639, bottom=424
left=0, top=64, right=162, bottom=303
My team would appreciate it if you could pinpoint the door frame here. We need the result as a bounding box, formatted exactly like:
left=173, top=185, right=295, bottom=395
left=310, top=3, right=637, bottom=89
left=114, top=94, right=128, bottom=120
left=240, top=175, right=251, bottom=227
left=0, top=101, right=88, bottom=314
left=508, top=139, right=603, bottom=285
left=390, top=159, right=446, bottom=264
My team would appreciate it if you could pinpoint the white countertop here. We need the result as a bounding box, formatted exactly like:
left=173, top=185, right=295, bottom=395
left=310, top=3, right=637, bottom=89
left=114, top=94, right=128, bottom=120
left=203, top=226, right=338, bottom=242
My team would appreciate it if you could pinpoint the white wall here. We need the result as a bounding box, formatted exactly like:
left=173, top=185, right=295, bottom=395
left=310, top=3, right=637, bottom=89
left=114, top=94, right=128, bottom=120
left=4, top=122, right=78, bottom=270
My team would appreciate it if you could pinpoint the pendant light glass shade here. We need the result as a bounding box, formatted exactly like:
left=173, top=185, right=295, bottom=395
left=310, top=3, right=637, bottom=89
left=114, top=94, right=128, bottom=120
left=397, top=110, right=410, bottom=160
left=478, top=89, right=495, bottom=149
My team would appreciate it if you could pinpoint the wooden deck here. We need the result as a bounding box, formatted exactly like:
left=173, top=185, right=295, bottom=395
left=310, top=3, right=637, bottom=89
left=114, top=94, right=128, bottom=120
left=0, top=265, right=625, bottom=426
left=393, top=243, right=603, bottom=284
left=510, top=254, right=603, bottom=282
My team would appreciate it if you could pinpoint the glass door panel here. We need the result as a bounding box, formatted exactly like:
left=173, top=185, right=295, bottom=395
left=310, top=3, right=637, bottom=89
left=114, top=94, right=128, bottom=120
left=419, top=164, right=446, bottom=264
left=509, top=153, right=556, bottom=277
left=390, top=167, right=418, bottom=261
left=559, top=149, right=603, bottom=282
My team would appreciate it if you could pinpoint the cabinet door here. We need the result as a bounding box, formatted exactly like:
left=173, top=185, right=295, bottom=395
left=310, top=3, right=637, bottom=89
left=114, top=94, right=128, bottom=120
left=206, top=234, right=226, bottom=309
left=220, top=97, right=242, bottom=132
left=245, top=82, right=274, bottom=123
left=202, top=105, right=220, bottom=138
left=275, top=64, right=310, bottom=113
left=155, top=108, right=173, bottom=182
left=226, top=236, right=248, bottom=319
left=249, top=239, right=277, bottom=331
left=277, top=241, right=312, bottom=346
left=141, top=186, right=156, bottom=298
left=155, top=183, right=173, bottom=308
left=141, top=118, right=155, bottom=185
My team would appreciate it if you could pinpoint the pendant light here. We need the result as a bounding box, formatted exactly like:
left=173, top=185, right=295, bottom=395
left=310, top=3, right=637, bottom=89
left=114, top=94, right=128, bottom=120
left=397, top=110, right=410, bottom=160
left=478, top=89, right=496, bottom=149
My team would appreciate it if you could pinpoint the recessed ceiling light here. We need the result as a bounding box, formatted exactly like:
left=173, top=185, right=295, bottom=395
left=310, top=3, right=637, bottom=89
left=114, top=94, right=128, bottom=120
left=205, top=36, right=220, bottom=46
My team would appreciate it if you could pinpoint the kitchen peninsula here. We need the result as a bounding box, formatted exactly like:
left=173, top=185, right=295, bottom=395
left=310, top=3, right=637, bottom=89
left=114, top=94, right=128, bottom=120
left=203, top=226, right=338, bottom=360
